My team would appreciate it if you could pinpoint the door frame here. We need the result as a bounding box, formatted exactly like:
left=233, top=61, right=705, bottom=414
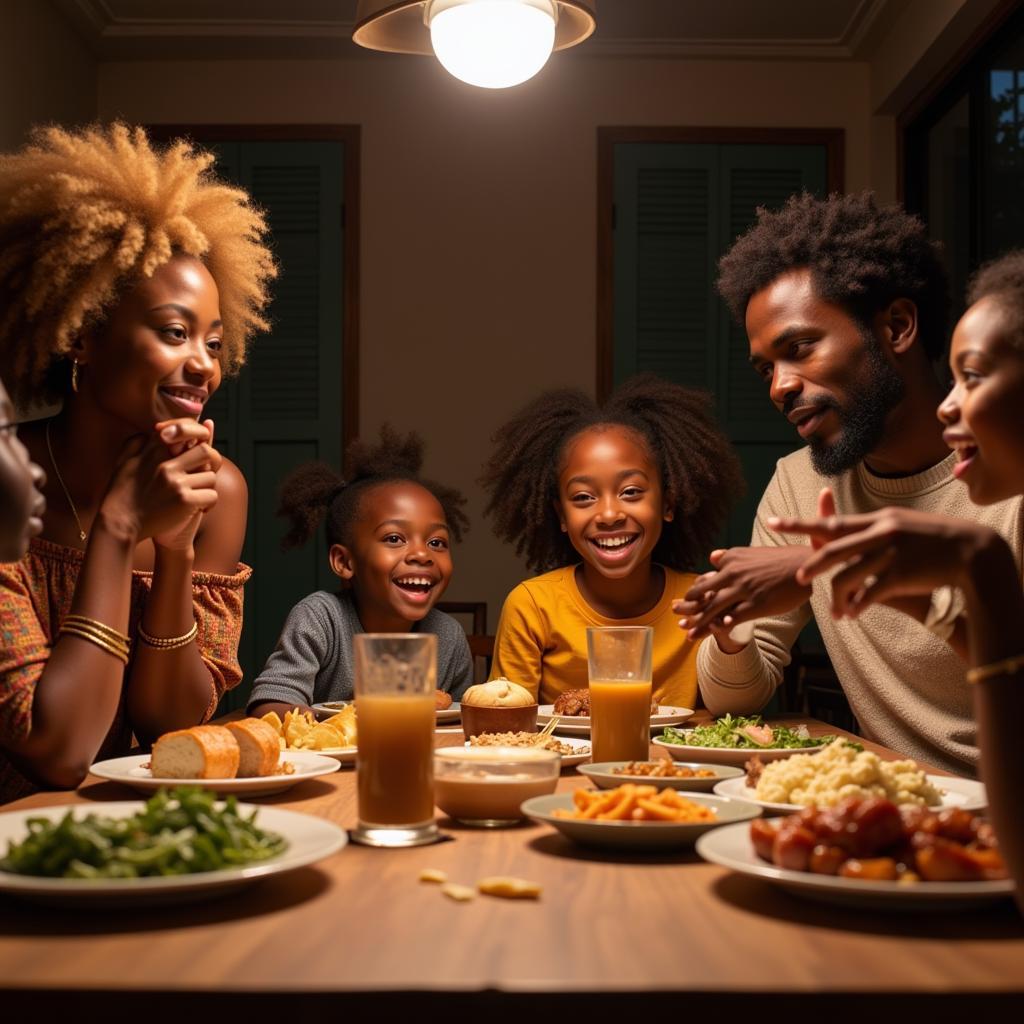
left=596, top=126, right=844, bottom=402
left=145, top=123, right=361, bottom=452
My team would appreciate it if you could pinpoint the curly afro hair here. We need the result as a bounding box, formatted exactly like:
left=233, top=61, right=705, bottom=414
left=277, top=425, right=469, bottom=552
left=717, top=191, right=950, bottom=359
left=967, top=250, right=1024, bottom=349
left=481, top=374, right=743, bottom=574
left=0, top=122, right=276, bottom=407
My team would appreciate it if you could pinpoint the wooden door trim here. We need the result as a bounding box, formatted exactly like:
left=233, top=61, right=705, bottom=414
left=596, top=126, right=844, bottom=402
left=144, top=124, right=361, bottom=452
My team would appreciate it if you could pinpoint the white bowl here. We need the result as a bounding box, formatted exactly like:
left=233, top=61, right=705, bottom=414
left=434, top=744, right=559, bottom=827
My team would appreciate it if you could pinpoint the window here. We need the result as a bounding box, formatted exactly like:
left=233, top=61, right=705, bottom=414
left=904, top=4, right=1024, bottom=327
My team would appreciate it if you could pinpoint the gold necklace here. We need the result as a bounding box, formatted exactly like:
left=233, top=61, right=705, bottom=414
left=45, top=418, right=87, bottom=542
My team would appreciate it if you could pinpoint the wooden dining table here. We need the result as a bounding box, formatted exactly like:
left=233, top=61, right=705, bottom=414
left=1, top=715, right=1021, bottom=1017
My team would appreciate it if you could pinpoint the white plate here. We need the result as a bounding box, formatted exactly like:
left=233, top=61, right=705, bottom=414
left=696, top=822, right=1014, bottom=911
left=521, top=792, right=760, bottom=851
left=579, top=761, right=744, bottom=792
left=652, top=734, right=827, bottom=767
left=464, top=735, right=591, bottom=767
left=313, top=700, right=461, bottom=724
left=537, top=705, right=695, bottom=736
left=0, top=800, right=347, bottom=907
left=90, top=750, right=342, bottom=796
left=712, top=774, right=988, bottom=816
left=282, top=745, right=356, bottom=765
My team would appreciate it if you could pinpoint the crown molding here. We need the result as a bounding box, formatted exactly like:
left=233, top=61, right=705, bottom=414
left=580, top=0, right=890, bottom=62
left=55, top=0, right=891, bottom=62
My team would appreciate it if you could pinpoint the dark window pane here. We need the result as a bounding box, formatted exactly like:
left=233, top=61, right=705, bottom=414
left=926, top=93, right=971, bottom=320
left=983, top=33, right=1024, bottom=259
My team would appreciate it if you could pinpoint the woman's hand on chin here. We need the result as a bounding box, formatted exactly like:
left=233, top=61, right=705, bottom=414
left=100, top=418, right=221, bottom=546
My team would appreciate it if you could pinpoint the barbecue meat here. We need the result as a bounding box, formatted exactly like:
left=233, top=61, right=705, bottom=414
left=553, top=689, right=591, bottom=716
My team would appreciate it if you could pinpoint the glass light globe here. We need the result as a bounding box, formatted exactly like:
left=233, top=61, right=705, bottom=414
left=428, top=0, right=557, bottom=90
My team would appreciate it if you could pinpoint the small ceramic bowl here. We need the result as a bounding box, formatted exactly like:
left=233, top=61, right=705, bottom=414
left=434, top=744, right=559, bottom=827
left=460, top=702, right=538, bottom=740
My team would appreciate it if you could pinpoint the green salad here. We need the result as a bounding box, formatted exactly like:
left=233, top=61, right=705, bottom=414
left=661, top=714, right=836, bottom=750
left=0, top=786, right=288, bottom=880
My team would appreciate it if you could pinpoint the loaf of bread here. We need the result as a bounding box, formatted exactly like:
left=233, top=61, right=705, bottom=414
left=226, top=718, right=281, bottom=777
left=151, top=725, right=240, bottom=779
left=461, top=678, right=534, bottom=708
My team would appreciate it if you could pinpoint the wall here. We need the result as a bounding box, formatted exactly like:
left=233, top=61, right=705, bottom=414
left=95, top=52, right=873, bottom=626
left=0, top=0, right=95, bottom=151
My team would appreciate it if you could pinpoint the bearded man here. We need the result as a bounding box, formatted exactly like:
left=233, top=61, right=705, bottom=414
left=677, top=192, right=1024, bottom=774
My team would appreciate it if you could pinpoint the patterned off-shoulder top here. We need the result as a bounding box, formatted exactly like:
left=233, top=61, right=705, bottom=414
left=0, top=537, right=251, bottom=804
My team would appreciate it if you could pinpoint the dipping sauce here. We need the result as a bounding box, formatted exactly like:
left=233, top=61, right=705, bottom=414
left=434, top=745, right=559, bottom=827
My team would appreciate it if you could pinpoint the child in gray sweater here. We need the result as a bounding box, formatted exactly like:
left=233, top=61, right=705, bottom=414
left=248, top=427, right=473, bottom=717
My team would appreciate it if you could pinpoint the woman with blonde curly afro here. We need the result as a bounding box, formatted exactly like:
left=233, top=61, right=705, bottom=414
left=0, top=123, right=275, bottom=801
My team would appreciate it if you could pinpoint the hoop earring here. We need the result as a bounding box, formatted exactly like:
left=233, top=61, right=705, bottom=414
left=70, top=359, right=79, bottom=393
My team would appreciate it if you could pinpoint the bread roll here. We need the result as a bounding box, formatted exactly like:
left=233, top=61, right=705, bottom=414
left=462, top=678, right=534, bottom=708
left=226, top=718, right=281, bottom=777
left=151, top=725, right=240, bottom=779
left=435, top=689, right=453, bottom=711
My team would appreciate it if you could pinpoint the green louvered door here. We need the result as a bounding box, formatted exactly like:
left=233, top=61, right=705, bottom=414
left=204, top=141, right=345, bottom=710
left=612, top=142, right=828, bottom=548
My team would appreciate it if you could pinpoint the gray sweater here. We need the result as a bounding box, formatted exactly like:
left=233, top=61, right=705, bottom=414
left=247, top=590, right=474, bottom=710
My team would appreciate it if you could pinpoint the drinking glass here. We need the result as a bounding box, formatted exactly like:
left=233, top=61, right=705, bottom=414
left=351, top=633, right=439, bottom=847
left=587, top=626, right=654, bottom=763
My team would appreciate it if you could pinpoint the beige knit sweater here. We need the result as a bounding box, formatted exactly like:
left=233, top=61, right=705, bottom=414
left=697, top=448, right=1024, bottom=775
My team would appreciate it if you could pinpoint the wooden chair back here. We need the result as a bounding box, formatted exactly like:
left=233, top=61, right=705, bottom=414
left=437, top=601, right=494, bottom=683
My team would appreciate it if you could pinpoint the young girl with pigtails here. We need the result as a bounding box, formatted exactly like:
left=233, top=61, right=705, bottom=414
left=247, top=427, right=474, bottom=720
left=482, top=374, right=743, bottom=708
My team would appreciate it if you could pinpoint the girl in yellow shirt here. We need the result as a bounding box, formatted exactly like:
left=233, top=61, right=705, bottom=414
left=482, top=375, right=743, bottom=707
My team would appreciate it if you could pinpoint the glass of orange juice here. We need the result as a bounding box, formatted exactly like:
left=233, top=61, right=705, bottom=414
left=351, top=633, right=439, bottom=847
left=587, top=626, right=654, bottom=763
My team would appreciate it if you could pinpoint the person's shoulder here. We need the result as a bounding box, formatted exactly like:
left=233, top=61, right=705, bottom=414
left=499, top=565, right=573, bottom=613
left=195, top=454, right=248, bottom=571
left=215, top=454, right=248, bottom=508
left=289, top=590, right=347, bottom=628
left=516, top=565, right=575, bottom=594
left=773, top=446, right=814, bottom=478
left=763, top=446, right=843, bottom=512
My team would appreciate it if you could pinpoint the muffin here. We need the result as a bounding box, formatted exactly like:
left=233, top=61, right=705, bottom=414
left=460, top=678, right=538, bottom=739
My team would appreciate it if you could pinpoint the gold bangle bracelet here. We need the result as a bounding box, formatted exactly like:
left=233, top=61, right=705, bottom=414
left=60, top=622, right=130, bottom=656
left=59, top=624, right=130, bottom=665
left=137, top=620, right=198, bottom=651
left=62, top=614, right=131, bottom=650
left=966, top=653, right=1024, bottom=685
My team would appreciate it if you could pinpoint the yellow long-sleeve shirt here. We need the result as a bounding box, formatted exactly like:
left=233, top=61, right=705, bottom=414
left=490, top=564, right=702, bottom=707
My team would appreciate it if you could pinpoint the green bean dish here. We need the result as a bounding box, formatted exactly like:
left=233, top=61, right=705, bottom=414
left=0, top=787, right=288, bottom=879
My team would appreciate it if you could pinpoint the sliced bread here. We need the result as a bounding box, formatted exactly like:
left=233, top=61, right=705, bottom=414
left=226, top=718, right=281, bottom=777
left=151, top=724, right=240, bottom=779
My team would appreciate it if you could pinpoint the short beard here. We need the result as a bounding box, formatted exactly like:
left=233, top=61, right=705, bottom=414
left=808, top=334, right=906, bottom=477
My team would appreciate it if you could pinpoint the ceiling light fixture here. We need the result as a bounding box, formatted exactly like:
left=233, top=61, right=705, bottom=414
left=353, top=0, right=597, bottom=90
